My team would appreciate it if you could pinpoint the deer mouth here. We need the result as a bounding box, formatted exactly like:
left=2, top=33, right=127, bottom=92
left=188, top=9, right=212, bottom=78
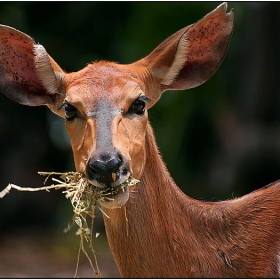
left=90, top=177, right=140, bottom=209
left=98, top=184, right=130, bottom=209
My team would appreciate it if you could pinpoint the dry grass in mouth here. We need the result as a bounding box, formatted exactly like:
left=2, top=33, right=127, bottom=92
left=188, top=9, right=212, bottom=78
left=0, top=171, right=139, bottom=278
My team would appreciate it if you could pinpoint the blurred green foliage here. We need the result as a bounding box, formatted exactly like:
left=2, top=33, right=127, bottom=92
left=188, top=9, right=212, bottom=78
left=0, top=2, right=280, bottom=234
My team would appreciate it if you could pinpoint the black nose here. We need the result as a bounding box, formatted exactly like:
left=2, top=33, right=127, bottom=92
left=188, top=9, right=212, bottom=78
left=86, top=152, right=123, bottom=186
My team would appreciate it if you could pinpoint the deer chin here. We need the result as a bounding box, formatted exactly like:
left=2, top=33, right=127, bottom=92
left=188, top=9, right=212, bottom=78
left=98, top=186, right=129, bottom=209
left=86, top=175, right=131, bottom=209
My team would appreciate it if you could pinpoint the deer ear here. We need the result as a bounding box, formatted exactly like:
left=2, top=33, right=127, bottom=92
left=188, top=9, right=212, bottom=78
left=0, top=25, right=65, bottom=116
left=138, top=2, right=234, bottom=106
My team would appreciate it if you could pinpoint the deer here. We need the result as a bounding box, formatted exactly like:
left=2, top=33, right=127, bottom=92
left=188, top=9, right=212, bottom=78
left=1, top=2, right=280, bottom=278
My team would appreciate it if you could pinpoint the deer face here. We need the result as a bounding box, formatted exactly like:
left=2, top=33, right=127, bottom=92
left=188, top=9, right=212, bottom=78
left=61, top=63, right=149, bottom=208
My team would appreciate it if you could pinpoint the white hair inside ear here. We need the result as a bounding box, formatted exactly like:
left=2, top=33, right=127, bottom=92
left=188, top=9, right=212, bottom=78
left=34, top=44, right=63, bottom=95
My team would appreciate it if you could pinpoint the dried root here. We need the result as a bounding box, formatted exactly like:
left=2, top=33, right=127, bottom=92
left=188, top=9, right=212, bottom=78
left=0, top=171, right=139, bottom=277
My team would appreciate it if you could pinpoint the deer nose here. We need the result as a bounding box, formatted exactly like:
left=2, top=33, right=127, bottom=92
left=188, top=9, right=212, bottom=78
left=86, top=152, right=123, bottom=186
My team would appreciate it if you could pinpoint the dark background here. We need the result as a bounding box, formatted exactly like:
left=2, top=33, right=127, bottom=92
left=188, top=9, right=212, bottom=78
left=0, top=1, right=279, bottom=277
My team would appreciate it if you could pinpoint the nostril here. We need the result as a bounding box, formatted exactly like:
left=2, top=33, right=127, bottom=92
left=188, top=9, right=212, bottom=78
left=89, top=161, right=100, bottom=172
left=107, top=157, right=121, bottom=173
left=86, top=160, right=100, bottom=181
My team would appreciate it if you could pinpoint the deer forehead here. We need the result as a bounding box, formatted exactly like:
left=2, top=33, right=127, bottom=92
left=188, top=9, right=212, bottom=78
left=64, top=62, right=146, bottom=110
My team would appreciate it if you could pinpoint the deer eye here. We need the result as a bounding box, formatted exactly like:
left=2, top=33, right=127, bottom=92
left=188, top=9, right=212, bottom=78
left=129, top=96, right=151, bottom=115
left=62, top=103, right=78, bottom=121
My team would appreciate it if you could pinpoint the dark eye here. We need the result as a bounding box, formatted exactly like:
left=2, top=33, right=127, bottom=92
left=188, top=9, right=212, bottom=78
left=130, top=98, right=146, bottom=115
left=62, top=103, right=77, bottom=121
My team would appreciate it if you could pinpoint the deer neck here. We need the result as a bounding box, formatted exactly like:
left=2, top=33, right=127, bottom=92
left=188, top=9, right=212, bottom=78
left=102, top=122, right=195, bottom=277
